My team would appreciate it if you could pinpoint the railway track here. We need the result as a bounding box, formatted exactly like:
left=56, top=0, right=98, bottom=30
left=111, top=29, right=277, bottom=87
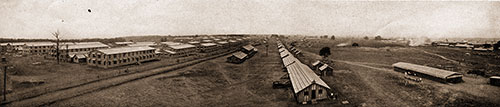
left=1, top=51, right=236, bottom=107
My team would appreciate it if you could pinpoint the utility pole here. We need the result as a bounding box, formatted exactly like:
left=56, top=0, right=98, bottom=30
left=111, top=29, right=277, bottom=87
left=3, top=66, right=6, bottom=101
left=2, top=56, right=7, bottom=101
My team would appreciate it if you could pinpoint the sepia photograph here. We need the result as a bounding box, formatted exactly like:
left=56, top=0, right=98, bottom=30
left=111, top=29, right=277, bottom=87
left=0, top=0, right=500, bottom=106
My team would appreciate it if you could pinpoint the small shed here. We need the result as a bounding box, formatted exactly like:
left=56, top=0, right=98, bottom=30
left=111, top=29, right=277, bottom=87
left=311, top=60, right=324, bottom=70
left=490, top=76, right=500, bottom=86
left=392, top=62, right=463, bottom=83
left=227, top=51, right=247, bottom=64
left=319, top=64, right=333, bottom=76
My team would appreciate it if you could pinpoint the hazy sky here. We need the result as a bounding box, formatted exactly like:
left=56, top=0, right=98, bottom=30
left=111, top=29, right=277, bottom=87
left=0, top=0, right=499, bottom=39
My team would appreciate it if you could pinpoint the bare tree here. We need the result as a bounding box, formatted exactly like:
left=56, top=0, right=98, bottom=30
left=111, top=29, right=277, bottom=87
left=52, top=30, right=60, bottom=64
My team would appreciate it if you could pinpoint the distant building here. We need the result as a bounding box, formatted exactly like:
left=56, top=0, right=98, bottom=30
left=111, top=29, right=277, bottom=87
left=50, top=42, right=110, bottom=62
left=318, top=64, right=333, bottom=76
left=114, top=42, right=134, bottom=47
left=128, top=42, right=157, bottom=47
left=87, top=46, right=157, bottom=68
left=242, top=45, right=257, bottom=57
left=392, top=62, right=463, bottom=83
left=199, top=43, right=218, bottom=55
left=166, top=44, right=197, bottom=57
left=22, top=42, right=56, bottom=54
left=0, top=42, right=26, bottom=53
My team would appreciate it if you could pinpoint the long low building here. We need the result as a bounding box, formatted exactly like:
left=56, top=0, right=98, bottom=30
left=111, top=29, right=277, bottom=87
left=278, top=42, right=331, bottom=104
left=392, top=62, right=463, bottom=83
left=87, top=46, right=158, bottom=68
left=286, top=60, right=331, bottom=104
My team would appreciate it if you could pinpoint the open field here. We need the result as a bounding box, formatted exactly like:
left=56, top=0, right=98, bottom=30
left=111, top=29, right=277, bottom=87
left=285, top=37, right=500, bottom=106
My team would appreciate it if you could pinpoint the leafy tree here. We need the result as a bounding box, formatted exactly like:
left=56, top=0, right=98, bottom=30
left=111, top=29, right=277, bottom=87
left=319, top=47, right=331, bottom=58
left=374, top=35, right=383, bottom=40
left=331, top=35, right=335, bottom=40
left=363, top=36, right=369, bottom=40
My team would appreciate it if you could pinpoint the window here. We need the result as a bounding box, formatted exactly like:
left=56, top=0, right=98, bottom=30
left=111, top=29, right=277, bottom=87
left=304, top=91, right=308, bottom=96
left=319, top=89, right=323, bottom=94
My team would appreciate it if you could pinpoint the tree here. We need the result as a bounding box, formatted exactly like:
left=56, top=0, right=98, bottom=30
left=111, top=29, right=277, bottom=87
left=374, top=35, right=383, bottom=40
left=363, top=36, right=369, bottom=40
left=331, top=35, right=335, bottom=40
left=319, top=47, right=331, bottom=59
left=52, top=30, right=60, bottom=64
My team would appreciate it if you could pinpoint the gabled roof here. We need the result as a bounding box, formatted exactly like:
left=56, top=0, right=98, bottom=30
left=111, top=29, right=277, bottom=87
left=24, top=42, right=55, bottom=46
left=59, top=42, right=109, bottom=50
left=217, top=41, right=228, bottom=44
left=128, top=42, right=156, bottom=47
left=228, top=40, right=237, bottom=43
left=312, top=61, right=322, bottom=67
left=280, top=50, right=290, bottom=58
left=168, top=44, right=196, bottom=50
left=231, top=51, right=247, bottom=59
left=115, top=42, right=134, bottom=45
left=282, top=55, right=298, bottom=67
left=200, top=43, right=217, bottom=47
left=287, top=62, right=331, bottom=93
left=0, top=42, right=29, bottom=46
left=160, top=42, right=183, bottom=46
left=392, top=62, right=463, bottom=79
left=242, top=45, right=254, bottom=51
left=202, top=40, right=213, bottom=42
left=68, top=52, right=89, bottom=59
left=319, top=64, right=331, bottom=71
left=279, top=48, right=286, bottom=53
left=188, top=41, right=200, bottom=44
left=96, top=46, right=155, bottom=54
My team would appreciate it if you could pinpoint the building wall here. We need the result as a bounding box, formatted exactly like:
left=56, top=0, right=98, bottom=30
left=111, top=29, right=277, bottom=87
left=50, top=46, right=108, bottom=61
left=171, top=47, right=198, bottom=57
left=23, top=45, right=54, bottom=54
left=295, top=84, right=329, bottom=103
left=87, top=49, right=157, bottom=68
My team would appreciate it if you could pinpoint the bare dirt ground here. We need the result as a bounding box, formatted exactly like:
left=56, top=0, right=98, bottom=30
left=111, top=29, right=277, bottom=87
left=5, top=37, right=499, bottom=107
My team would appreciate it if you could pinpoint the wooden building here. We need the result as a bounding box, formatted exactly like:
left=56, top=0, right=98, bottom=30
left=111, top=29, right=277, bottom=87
left=392, top=62, right=463, bottom=83
left=199, top=43, right=219, bottom=55
left=319, top=64, right=333, bottom=76
left=226, top=51, right=247, bottom=64
left=50, top=42, right=110, bottom=62
left=286, top=62, right=331, bottom=104
left=70, top=52, right=88, bottom=63
left=114, top=42, right=134, bottom=47
left=128, top=42, right=157, bottom=47
left=87, top=46, right=157, bottom=68
left=167, top=44, right=197, bottom=57
left=22, top=42, right=56, bottom=54
left=0, top=42, right=26, bottom=53
left=490, top=76, right=500, bottom=86
left=242, top=45, right=257, bottom=57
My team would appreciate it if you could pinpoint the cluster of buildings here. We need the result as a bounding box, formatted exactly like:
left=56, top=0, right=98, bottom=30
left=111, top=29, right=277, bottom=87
left=276, top=41, right=331, bottom=104
left=432, top=40, right=500, bottom=52
left=0, top=36, right=247, bottom=68
left=226, top=45, right=258, bottom=64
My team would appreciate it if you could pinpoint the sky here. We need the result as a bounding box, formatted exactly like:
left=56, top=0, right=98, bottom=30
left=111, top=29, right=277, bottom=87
left=0, top=0, right=499, bottom=39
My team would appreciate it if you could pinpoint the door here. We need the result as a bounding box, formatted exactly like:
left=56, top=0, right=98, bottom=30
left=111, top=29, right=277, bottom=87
left=311, top=90, right=316, bottom=99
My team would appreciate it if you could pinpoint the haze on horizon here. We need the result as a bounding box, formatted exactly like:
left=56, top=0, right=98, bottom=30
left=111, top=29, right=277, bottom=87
left=1, top=0, right=499, bottom=39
